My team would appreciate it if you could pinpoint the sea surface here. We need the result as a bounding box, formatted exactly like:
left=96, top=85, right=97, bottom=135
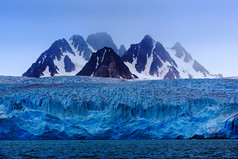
left=0, top=140, right=237, bottom=158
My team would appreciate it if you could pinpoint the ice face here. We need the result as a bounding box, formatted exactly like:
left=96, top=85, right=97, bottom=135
left=0, top=76, right=237, bottom=139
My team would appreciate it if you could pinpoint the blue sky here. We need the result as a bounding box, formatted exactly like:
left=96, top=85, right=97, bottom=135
left=0, top=0, right=237, bottom=77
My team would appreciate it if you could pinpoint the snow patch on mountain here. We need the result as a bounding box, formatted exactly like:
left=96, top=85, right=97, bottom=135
left=23, top=33, right=221, bottom=79
left=123, top=36, right=179, bottom=79
left=42, top=66, right=51, bottom=77
left=167, top=48, right=206, bottom=78
left=123, top=35, right=220, bottom=79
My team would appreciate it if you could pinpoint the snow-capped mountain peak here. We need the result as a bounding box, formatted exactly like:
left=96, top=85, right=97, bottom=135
left=141, top=34, right=155, bottom=44
left=22, top=38, right=76, bottom=77
left=68, top=35, right=92, bottom=60
left=122, top=36, right=220, bottom=79
left=23, top=33, right=221, bottom=79
left=167, top=42, right=218, bottom=78
left=23, top=33, right=120, bottom=77
left=122, top=35, right=179, bottom=79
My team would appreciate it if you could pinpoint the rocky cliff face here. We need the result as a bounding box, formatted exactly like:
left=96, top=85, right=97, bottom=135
left=122, top=35, right=179, bottom=79
left=168, top=42, right=215, bottom=78
left=172, top=42, right=193, bottom=63
left=22, top=39, right=76, bottom=77
left=76, top=47, right=137, bottom=79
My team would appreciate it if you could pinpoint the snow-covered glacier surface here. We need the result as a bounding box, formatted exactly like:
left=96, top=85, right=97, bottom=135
left=0, top=76, right=237, bottom=139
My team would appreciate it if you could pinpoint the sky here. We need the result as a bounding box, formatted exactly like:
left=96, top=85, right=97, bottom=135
left=0, top=0, right=237, bottom=77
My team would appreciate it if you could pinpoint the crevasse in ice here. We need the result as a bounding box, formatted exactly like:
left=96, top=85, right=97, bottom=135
left=0, top=76, right=237, bottom=139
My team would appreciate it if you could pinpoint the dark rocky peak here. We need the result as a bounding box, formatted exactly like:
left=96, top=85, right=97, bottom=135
left=173, top=42, right=183, bottom=48
left=172, top=42, right=183, bottom=58
left=142, top=34, right=153, bottom=41
left=76, top=47, right=137, bottom=79
left=22, top=38, right=74, bottom=77
left=118, top=44, right=126, bottom=57
left=140, top=35, right=155, bottom=47
left=41, top=38, right=74, bottom=62
left=69, top=35, right=86, bottom=48
left=193, top=60, right=210, bottom=75
left=64, top=55, right=75, bottom=73
left=69, top=34, right=92, bottom=60
left=86, top=32, right=118, bottom=53
left=122, top=35, right=179, bottom=78
left=171, top=42, right=193, bottom=63
left=48, top=38, right=74, bottom=58
left=155, top=41, right=165, bottom=51
left=122, top=35, right=155, bottom=61
left=121, top=44, right=137, bottom=64
left=154, top=42, right=177, bottom=67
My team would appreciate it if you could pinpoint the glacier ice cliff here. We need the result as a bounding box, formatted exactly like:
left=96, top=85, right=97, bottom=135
left=0, top=76, right=237, bottom=139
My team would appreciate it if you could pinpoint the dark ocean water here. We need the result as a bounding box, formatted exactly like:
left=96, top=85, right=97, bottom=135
left=0, top=140, right=237, bottom=158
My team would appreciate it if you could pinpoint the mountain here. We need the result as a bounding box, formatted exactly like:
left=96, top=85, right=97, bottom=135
left=22, top=38, right=83, bottom=77
left=118, top=44, right=126, bottom=57
left=76, top=47, right=137, bottom=79
left=23, top=33, right=220, bottom=79
left=122, top=35, right=218, bottom=79
left=167, top=42, right=218, bottom=78
left=86, top=32, right=118, bottom=53
left=23, top=33, right=119, bottom=77
left=122, top=35, right=180, bottom=79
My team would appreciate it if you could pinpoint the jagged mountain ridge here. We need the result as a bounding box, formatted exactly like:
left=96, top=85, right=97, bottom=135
left=167, top=42, right=215, bottom=78
left=122, top=35, right=180, bottom=79
left=22, top=38, right=77, bottom=77
left=76, top=47, right=137, bottom=79
left=122, top=35, right=219, bottom=79
left=23, top=33, right=119, bottom=77
left=23, top=32, right=220, bottom=79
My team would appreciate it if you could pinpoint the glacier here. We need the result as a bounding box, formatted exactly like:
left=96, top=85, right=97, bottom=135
left=0, top=76, right=237, bottom=139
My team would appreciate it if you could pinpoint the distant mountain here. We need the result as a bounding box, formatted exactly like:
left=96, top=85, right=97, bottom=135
left=76, top=47, right=137, bottom=79
left=224, top=76, right=238, bottom=79
left=86, top=32, right=118, bottom=53
left=166, top=42, right=219, bottom=78
left=118, top=44, right=126, bottom=57
left=122, top=35, right=219, bottom=79
left=23, top=33, right=119, bottom=77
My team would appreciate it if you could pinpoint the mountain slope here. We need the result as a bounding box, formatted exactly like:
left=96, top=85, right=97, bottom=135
left=122, top=35, right=219, bottom=79
left=22, top=38, right=80, bottom=77
left=166, top=42, right=219, bottom=78
left=23, top=33, right=119, bottom=77
left=122, top=35, right=179, bottom=79
left=76, top=47, right=137, bottom=79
